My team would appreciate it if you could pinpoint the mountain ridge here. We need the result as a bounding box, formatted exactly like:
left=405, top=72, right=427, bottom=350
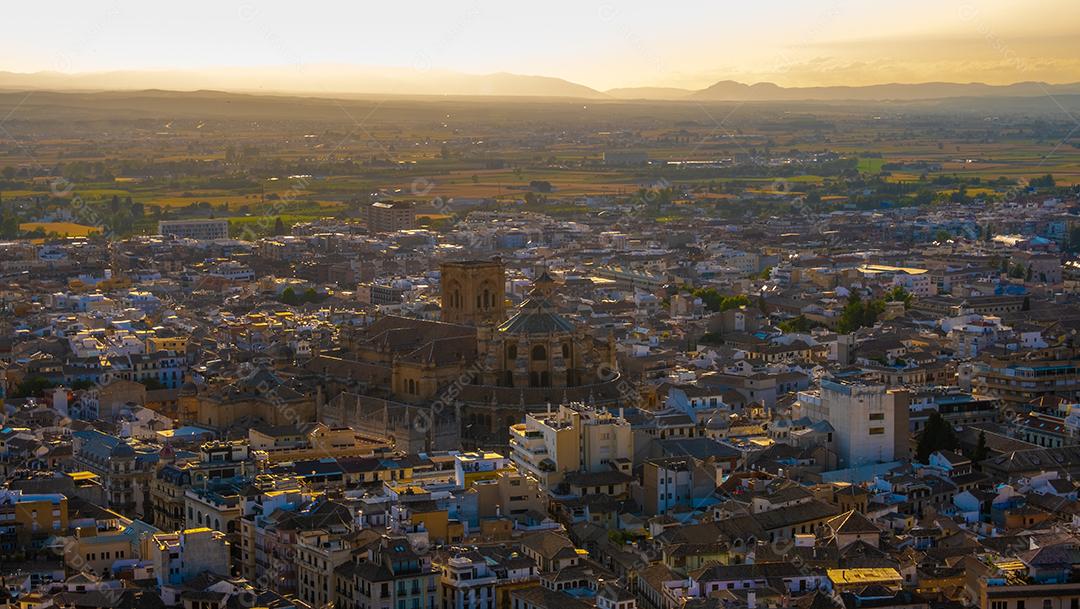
left=2, top=68, right=1080, bottom=102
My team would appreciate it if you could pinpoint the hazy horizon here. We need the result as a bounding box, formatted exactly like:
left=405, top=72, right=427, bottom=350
left=4, top=0, right=1080, bottom=93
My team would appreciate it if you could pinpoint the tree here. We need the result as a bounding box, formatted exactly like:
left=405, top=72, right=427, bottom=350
left=778, top=315, right=814, bottom=333
left=836, top=292, right=883, bottom=334
left=916, top=411, right=959, bottom=463
left=280, top=287, right=299, bottom=305
left=11, top=376, right=55, bottom=398
left=691, top=288, right=749, bottom=313
left=0, top=209, right=19, bottom=239
left=884, top=286, right=913, bottom=308
left=971, top=430, right=989, bottom=462
left=1030, top=174, right=1055, bottom=189
left=139, top=378, right=165, bottom=390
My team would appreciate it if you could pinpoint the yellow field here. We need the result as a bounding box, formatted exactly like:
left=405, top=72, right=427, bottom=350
left=148, top=194, right=264, bottom=208
left=942, top=187, right=1000, bottom=197
left=20, top=222, right=101, bottom=236
left=884, top=173, right=922, bottom=183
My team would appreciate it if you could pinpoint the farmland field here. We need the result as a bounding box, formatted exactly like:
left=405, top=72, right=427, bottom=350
left=19, top=222, right=101, bottom=236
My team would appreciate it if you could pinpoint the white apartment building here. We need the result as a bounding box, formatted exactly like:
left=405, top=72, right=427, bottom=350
left=439, top=555, right=499, bottom=609
left=146, top=527, right=230, bottom=586
left=795, top=379, right=909, bottom=468
left=509, top=402, right=632, bottom=490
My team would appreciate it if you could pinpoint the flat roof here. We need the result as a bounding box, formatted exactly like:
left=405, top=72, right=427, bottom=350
left=828, top=568, right=902, bottom=585
left=858, top=264, right=928, bottom=275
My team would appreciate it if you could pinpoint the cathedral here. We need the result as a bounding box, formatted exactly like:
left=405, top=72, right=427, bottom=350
left=319, top=258, right=624, bottom=448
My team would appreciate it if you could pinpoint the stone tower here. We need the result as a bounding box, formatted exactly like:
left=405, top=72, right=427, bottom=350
left=440, top=257, right=506, bottom=326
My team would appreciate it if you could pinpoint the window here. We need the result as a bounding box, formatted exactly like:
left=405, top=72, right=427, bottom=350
left=869, top=427, right=885, bottom=435
left=869, top=412, right=885, bottom=421
left=531, top=345, right=546, bottom=361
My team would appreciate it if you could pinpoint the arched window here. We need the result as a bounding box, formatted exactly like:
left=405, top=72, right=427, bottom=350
left=531, top=345, right=547, bottom=361
left=508, top=345, right=517, bottom=360
left=483, top=289, right=491, bottom=309
left=562, top=343, right=570, bottom=359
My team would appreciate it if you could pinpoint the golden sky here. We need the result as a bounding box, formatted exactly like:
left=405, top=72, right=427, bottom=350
left=3, top=0, right=1079, bottom=91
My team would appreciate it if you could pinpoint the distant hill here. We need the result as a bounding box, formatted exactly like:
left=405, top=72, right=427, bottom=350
left=0, top=67, right=607, bottom=99
left=690, top=80, right=1080, bottom=101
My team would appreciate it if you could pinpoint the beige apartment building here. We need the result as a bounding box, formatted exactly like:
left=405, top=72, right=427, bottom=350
left=509, top=402, right=632, bottom=490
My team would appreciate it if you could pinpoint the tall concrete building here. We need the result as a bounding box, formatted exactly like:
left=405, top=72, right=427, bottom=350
left=145, top=527, right=230, bottom=586
left=364, top=200, right=415, bottom=233
left=440, top=257, right=506, bottom=326
left=157, top=219, right=229, bottom=240
left=796, top=379, right=909, bottom=468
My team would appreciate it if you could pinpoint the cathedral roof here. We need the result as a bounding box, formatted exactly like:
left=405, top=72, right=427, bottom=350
left=498, top=297, right=574, bottom=335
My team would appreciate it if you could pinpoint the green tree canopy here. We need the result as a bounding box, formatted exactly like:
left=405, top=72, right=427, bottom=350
left=836, top=292, right=885, bottom=334
left=916, top=411, right=959, bottom=463
left=692, top=288, right=750, bottom=313
left=884, top=286, right=913, bottom=308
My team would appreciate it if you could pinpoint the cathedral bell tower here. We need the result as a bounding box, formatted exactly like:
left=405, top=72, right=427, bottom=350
left=440, top=257, right=506, bottom=326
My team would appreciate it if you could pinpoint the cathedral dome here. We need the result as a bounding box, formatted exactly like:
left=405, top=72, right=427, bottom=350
left=497, top=296, right=574, bottom=335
